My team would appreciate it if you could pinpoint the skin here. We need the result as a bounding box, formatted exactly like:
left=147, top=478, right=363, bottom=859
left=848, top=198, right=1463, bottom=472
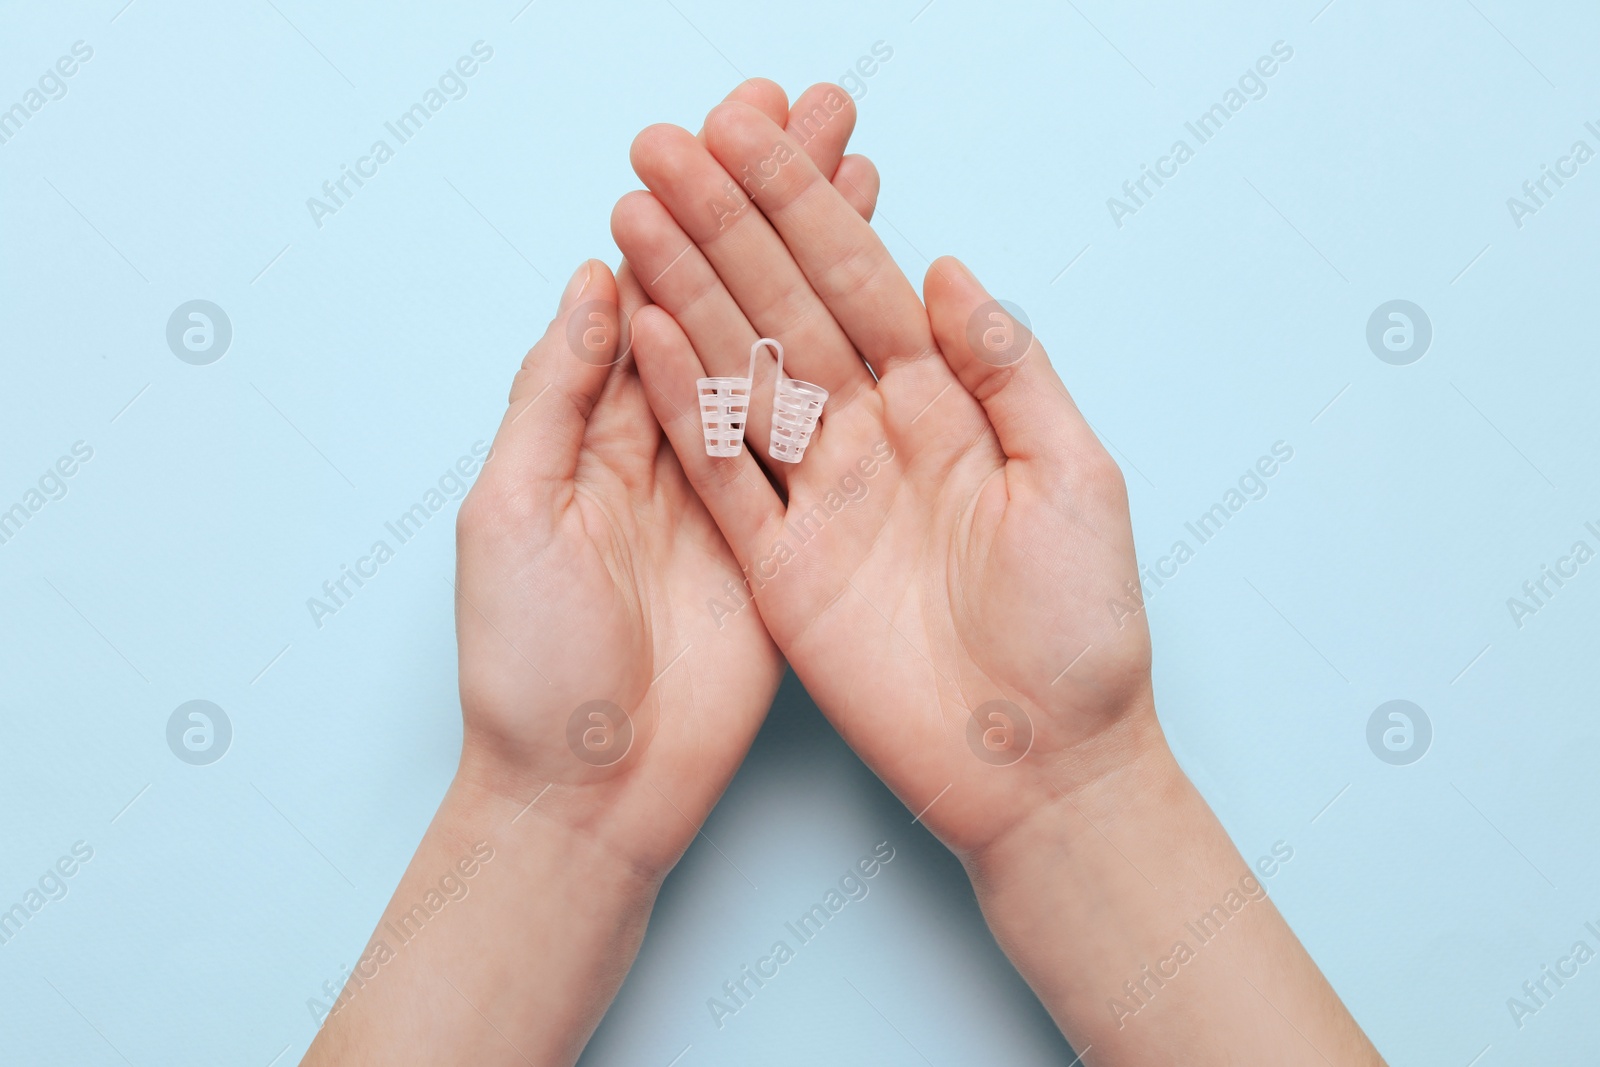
left=302, top=80, right=879, bottom=1066
left=307, top=74, right=1386, bottom=1065
left=615, top=95, right=1388, bottom=1064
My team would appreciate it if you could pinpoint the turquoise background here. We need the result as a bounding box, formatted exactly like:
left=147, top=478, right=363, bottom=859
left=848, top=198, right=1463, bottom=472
left=3, top=0, right=1598, bottom=1063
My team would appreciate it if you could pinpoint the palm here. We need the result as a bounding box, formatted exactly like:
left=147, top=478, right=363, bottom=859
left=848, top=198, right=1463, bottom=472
left=456, top=337, right=780, bottom=874
left=741, top=333, right=1149, bottom=855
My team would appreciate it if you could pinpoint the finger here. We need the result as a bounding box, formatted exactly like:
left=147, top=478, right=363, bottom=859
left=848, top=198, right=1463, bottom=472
left=579, top=260, right=658, bottom=486
left=629, top=122, right=874, bottom=405
left=785, top=82, right=857, bottom=179
left=631, top=305, right=784, bottom=565
left=598, top=259, right=646, bottom=391
left=613, top=76, right=785, bottom=378
left=613, top=143, right=878, bottom=484
left=788, top=80, right=878, bottom=222
left=489, top=260, right=621, bottom=499
left=613, top=74, right=783, bottom=380
left=612, top=257, right=649, bottom=376
left=704, top=101, right=938, bottom=379
left=616, top=257, right=648, bottom=318
left=832, top=153, right=879, bottom=223
left=923, top=256, right=1088, bottom=465
left=611, top=191, right=780, bottom=468
left=613, top=150, right=876, bottom=325
left=609, top=147, right=876, bottom=397
left=708, top=80, right=860, bottom=187
left=701, top=78, right=789, bottom=142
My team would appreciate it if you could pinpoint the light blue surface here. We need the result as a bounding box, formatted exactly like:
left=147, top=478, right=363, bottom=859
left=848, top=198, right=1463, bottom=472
left=2, top=1, right=1597, bottom=1063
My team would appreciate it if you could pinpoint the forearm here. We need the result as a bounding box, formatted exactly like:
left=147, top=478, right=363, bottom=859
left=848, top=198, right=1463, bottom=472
left=967, top=715, right=1382, bottom=1066
left=303, top=762, right=658, bottom=1066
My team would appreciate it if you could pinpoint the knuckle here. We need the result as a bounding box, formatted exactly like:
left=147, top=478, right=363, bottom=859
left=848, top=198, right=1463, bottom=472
left=457, top=474, right=536, bottom=542
left=821, top=237, right=879, bottom=301
left=692, top=457, right=751, bottom=497
left=1082, top=449, right=1129, bottom=504
left=967, top=364, right=1016, bottom=406
left=509, top=361, right=538, bottom=403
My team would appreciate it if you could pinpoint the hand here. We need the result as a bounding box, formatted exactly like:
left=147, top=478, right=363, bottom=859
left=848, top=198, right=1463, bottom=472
left=617, top=98, right=1154, bottom=859
left=456, top=81, right=881, bottom=875
left=618, top=93, right=1382, bottom=1066
left=306, top=81, right=881, bottom=1067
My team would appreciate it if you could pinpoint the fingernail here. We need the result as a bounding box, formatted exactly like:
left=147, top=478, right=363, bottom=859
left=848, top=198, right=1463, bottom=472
left=948, top=256, right=979, bottom=286
left=561, top=261, right=591, bottom=308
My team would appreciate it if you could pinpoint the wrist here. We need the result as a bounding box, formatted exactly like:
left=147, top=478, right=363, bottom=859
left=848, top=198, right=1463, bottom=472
left=954, top=705, right=1380, bottom=1063
left=964, top=705, right=1187, bottom=893
left=308, top=753, right=661, bottom=1066
left=450, top=744, right=668, bottom=892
